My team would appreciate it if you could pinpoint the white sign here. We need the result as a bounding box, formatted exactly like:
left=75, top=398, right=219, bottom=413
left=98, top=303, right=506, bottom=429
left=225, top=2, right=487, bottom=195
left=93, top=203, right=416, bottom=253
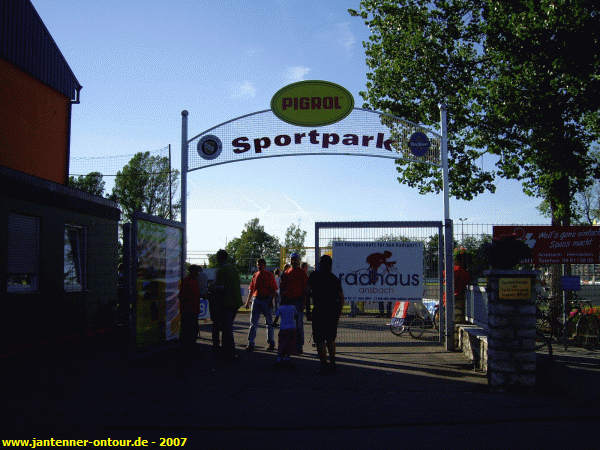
left=332, top=241, right=424, bottom=303
left=198, top=298, right=210, bottom=320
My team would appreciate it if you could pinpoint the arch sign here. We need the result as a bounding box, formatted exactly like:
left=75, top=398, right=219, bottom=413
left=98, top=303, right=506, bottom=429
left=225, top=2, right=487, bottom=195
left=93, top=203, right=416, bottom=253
left=179, top=82, right=452, bottom=347
left=182, top=80, right=443, bottom=174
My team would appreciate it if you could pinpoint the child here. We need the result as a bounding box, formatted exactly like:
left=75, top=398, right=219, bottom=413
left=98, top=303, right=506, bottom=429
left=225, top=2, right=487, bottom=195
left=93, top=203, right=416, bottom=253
left=273, top=296, right=298, bottom=367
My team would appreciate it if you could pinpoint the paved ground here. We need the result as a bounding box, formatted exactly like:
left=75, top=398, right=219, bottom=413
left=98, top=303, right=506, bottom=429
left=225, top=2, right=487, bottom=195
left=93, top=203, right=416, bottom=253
left=5, top=312, right=600, bottom=449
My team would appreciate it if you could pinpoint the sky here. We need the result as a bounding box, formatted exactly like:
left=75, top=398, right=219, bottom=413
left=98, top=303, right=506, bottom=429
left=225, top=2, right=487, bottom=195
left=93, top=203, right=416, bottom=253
left=33, top=0, right=547, bottom=260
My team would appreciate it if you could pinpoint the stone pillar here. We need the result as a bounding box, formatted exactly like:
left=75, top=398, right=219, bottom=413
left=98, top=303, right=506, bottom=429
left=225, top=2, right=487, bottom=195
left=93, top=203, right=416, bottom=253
left=453, top=294, right=466, bottom=349
left=486, top=270, right=537, bottom=391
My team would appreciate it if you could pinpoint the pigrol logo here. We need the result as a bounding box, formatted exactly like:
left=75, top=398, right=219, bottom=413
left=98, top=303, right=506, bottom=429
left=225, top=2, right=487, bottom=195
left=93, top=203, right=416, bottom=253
left=271, top=80, right=354, bottom=126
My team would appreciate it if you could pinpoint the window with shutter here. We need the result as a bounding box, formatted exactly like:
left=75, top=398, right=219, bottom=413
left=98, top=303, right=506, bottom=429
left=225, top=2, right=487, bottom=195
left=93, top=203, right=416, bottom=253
left=7, top=213, right=40, bottom=292
left=64, top=225, right=86, bottom=292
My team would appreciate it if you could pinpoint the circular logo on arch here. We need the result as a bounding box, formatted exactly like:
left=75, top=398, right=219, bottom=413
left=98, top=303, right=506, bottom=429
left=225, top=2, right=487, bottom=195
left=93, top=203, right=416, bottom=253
left=408, top=132, right=430, bottom=157
left=271, top=80, right=354, bottom=127
left=197, top=135, right=222, bottom=160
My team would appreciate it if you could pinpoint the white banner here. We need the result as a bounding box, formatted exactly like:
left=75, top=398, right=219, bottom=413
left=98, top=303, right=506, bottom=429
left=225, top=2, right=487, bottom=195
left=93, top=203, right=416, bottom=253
left=332, top=241, right=424, bottom=303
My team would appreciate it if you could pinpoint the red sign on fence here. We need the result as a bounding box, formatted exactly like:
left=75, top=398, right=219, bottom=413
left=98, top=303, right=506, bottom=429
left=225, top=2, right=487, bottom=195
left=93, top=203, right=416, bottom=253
left=493, top=226, right=600, bottom=265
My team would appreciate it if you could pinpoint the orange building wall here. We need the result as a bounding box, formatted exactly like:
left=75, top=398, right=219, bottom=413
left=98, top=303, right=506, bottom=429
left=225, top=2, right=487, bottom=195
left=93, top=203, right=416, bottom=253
left=0, top=58, right=70, bottom=184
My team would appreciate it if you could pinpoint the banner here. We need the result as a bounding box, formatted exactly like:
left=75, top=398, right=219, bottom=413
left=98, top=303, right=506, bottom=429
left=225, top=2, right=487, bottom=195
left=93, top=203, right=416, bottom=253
left=493, top=226, right=600, bottom=264
left=135, top=219, right=183, bottom=347
left=332, top=241, right=424, bottom=303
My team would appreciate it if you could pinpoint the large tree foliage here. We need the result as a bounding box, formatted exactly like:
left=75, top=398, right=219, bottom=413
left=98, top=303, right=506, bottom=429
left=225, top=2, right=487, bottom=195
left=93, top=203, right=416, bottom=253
left=283, top=223, right=308, bottom=260
left=111, top=152, right=180, bottom=222
left=537, top=150, right=600, bottom=225
left=219, top=218, right=280, bottom=274
left=350, top=0, right=600, bottom=225
left=68, top=172, right=106, bottom=197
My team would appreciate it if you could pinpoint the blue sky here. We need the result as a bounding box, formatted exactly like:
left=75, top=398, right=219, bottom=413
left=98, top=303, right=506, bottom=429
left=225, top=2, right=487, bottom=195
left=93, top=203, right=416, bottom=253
left=34, top=0, right=547, bottom=255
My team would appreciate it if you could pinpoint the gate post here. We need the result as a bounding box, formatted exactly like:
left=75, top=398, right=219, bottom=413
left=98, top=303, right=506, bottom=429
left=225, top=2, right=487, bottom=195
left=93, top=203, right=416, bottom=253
left=444, top=219, right=455, bottom=351
left=440, top=103, right=454, bottom=351
left=181, top=110, right=188, bottom=270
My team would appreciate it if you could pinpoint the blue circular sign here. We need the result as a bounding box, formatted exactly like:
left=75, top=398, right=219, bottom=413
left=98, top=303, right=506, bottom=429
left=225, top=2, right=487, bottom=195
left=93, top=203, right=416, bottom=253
left=409, top=132, right=430, bottom=157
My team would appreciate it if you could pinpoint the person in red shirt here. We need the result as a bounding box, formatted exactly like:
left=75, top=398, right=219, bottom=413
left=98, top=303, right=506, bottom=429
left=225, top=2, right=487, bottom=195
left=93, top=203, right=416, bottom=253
left=179, top=265, right=201, bottom=351
left=244, top=258, right=278, bottom=351
left=280, top=253, right=309, bottom=354
left=443, top=249, right=471, bottom=319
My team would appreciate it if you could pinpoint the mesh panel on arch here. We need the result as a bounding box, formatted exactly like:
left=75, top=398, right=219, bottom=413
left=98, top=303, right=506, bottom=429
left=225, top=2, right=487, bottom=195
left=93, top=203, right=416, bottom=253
left=187, top=109, right=441, bottom=171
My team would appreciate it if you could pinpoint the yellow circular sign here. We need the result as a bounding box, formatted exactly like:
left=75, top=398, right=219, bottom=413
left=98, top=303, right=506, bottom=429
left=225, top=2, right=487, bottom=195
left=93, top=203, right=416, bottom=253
left=270, top=80, right=354, bottom=126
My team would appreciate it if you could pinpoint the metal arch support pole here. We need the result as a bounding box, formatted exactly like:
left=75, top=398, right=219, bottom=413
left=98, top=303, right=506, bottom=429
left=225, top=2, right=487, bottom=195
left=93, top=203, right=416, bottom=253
left=315, top=223, right=320, bottom=271
left=181, top=110, right=189, bottom=270
left=440, top=103, right=454, bottom=351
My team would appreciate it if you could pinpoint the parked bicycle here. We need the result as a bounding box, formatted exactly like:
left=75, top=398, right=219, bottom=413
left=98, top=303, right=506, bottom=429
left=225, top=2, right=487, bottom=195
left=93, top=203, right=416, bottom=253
left=569, top=295, right=599, bottom=349
left=535, top=303, right=553, bottom=357
left=536, top=293, right=599, bottom=350
left=390, top=303, right=439, bottom=339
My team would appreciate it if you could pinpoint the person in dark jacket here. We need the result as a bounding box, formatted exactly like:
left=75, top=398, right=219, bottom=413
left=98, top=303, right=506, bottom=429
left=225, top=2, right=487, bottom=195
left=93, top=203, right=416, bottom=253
left=307, top=254, right=344, bottom=374
left=179, top=265, right=201, bottom=351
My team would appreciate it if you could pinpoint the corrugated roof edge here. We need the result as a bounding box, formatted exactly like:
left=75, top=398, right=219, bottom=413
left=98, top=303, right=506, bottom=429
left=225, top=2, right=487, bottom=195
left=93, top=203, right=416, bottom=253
left=0, top=0, right=82, bottom=101
left=0, top=165, right=118, bottom=211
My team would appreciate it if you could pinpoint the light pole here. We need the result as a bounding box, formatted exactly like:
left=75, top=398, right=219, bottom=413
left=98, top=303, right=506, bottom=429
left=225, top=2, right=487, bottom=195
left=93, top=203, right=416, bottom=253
left=458, top=218, right=468, bottom=246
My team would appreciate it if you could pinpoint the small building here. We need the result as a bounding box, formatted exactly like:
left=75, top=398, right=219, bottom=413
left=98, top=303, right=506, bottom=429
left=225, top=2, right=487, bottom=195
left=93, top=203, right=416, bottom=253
left=0, top=0, right=120, bottom=355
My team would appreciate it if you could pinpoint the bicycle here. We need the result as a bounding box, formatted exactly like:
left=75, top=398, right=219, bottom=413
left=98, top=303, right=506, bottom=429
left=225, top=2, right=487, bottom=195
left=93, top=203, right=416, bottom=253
left=389, top=303, right=439, bottom=339
left=535, top=303, right=553, bottom=357
left=537, top=293, right=599, bottom=350
left=569, top=296, right=600, bottom=349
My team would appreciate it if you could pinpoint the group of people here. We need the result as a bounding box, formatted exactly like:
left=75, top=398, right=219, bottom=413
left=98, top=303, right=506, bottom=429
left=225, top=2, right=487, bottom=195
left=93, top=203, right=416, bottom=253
left=178, top=251, right=344, bottom=373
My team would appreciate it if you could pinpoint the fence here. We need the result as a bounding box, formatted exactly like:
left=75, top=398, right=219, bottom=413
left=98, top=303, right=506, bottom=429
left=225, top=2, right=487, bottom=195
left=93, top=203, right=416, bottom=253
left=314, top=221, right=445, bottom=346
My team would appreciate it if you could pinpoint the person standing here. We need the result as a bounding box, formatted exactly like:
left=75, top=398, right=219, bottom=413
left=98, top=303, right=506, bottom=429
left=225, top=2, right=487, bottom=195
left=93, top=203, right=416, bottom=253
left=273, top=297, right=298, bottom=368
left=244, top=258, right=277, bottom=351
left=179, top=265, right=201, bottom=352
left=212, top=249, right=243, bottom=361
left=452, top=249, right=471, bottom=325
left=301, top=262, right=309, bottom=275
left=307, top=255, right=344, bottom=374
left=272, top=267, right=282, bottom=328
left=274, top=264, right=291, bottom=327
left=197, top=266, right=209, bottom=301
left=280, top=253, right=309, bottom=354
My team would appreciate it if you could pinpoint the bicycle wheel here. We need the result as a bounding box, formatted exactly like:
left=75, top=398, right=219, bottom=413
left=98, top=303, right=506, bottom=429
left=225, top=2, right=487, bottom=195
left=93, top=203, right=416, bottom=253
left=575, top=315, right=600, bottom=349
left=535, top=329, right=553, bottom=357
left=390, top=320, right=407, bottom=336
left=409, top=317, right=425, bottom=339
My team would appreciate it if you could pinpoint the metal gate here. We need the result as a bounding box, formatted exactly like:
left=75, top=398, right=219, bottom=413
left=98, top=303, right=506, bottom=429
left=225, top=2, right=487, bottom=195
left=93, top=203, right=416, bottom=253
left=315, top=221, right=445, bottom=347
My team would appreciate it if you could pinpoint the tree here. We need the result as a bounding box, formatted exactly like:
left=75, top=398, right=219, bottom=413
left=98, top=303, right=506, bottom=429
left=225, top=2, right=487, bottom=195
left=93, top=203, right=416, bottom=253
left=350, top=0, right=600, bottom=226
left=222, top=218, right=280, bottom=274
left=111, top=152, right=180, bottom=222
left=68, top=172, right=105, bottom=196
left=537, top=150, right=600, bottom=225
left=283, top=223, right=308, bottom=260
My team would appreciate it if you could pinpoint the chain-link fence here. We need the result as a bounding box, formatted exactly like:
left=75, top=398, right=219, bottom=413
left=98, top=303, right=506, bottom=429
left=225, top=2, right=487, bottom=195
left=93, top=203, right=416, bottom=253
left=315, top=221, right=444, bottom=346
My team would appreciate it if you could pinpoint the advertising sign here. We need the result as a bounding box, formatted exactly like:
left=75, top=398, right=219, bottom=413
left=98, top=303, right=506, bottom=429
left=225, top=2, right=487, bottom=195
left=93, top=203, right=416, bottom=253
left=498, top=278, right=531, bottom=300
left=271, top=80, right=354, bottom=126
left=561, top=276, right=581, bottom=291
left=135, top=219, right=183, bottom=347
left=332, top=241, right=424, bottom=303
left=493, top=226, right=600, bottom=265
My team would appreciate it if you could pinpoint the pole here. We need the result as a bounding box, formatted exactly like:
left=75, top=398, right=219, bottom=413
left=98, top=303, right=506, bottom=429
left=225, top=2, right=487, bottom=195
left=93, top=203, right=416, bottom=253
left=168, top=144, right=172, bottom=220
left=563, top=263, right=567, bottom=351
left=439, top=103, right=454, bottom=351
left=315, top=223, right=320, bottom=272
left=181, top=110, right=188, bottom=271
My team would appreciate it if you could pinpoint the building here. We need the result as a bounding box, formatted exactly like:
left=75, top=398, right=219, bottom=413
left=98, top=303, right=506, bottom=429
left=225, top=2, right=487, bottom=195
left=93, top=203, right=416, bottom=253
left=1, top=0, right=120, bottom=355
